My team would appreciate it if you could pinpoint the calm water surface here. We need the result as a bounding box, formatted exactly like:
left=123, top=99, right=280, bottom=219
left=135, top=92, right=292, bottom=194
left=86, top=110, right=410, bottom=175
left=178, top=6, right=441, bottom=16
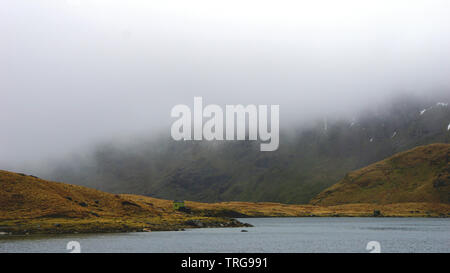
left=0, top=218, right=448, bottom=253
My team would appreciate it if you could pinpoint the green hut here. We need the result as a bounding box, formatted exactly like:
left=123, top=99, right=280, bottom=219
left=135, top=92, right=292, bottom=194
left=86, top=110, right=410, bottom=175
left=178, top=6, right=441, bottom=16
left=173, top=200, right=185, bottom=210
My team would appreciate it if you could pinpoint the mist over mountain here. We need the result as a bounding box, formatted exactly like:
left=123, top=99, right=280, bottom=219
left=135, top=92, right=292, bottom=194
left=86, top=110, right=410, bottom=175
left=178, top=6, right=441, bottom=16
left=3, top=1, right=450, bottom=168
left=46, top=94, right=450, bottom=204
left=2, top=1, right=450, bottom=205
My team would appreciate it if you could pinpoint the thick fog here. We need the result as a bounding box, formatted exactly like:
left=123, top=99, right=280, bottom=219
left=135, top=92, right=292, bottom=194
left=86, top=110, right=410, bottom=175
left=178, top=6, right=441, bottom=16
left=2, top=0, right=450, bottom=170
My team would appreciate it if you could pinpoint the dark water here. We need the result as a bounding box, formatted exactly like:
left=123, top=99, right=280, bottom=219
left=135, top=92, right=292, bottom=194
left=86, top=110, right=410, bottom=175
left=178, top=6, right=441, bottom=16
left=0, top=218, right=448, bottom=253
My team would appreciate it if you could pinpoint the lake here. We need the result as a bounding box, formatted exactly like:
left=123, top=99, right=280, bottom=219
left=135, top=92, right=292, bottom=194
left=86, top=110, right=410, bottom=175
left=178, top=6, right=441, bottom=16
left=0, top=218, right=449, bottom=253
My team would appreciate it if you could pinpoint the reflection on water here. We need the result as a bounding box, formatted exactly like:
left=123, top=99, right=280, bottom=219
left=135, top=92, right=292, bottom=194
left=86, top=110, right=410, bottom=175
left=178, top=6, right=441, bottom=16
left=0, top=217, right=448, bottom=253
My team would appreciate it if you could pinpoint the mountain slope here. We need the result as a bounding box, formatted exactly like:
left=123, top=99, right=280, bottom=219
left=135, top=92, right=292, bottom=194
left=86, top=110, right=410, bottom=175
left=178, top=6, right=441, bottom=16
left=311, top=144, right=450, bottom=205
left=48, top=97, right=450, bottom=204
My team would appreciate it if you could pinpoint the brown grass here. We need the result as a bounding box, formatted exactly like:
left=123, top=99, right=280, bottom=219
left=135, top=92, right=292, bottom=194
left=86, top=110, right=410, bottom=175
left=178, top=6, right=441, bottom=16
left=0, top=170, right=245, bottom=234
left=124, top=195, right=450, bottom=218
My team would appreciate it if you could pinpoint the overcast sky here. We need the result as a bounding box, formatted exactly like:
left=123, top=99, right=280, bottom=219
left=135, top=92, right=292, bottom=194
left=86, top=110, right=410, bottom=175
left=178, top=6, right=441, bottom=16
left=2, top=0, right=450, bottom=167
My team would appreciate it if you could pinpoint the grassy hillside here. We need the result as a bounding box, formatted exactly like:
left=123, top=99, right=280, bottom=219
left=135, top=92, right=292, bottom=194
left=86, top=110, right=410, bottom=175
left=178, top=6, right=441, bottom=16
left=0, top=170, right=248, bottom=235
left=0, top=170, right=159, bottom=220
left=311, top=144, right=450, bottom=205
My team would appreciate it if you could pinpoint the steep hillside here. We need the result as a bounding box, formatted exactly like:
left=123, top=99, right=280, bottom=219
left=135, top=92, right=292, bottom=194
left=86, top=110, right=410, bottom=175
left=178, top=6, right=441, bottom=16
left=311, top=144, right=450, bottom=205
left=48, top=97, right=450, bottom=204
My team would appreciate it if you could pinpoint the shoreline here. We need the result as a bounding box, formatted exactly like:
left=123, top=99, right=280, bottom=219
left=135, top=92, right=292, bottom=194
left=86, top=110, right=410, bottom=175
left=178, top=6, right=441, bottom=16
left=1, top=214, right=447, bottom=237
left=1, top=202, right=448, bottom=236
left=0, top=216, right=252, bottom=236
